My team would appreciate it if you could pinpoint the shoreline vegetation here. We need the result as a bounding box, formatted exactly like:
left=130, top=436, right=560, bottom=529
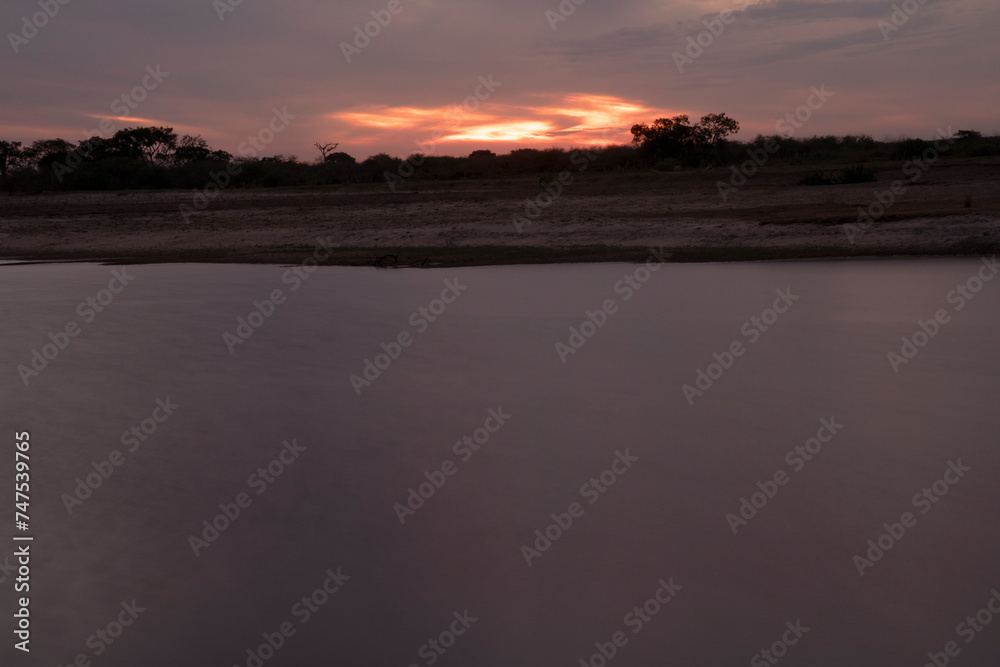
left=1, top=122, right=998, bottom=267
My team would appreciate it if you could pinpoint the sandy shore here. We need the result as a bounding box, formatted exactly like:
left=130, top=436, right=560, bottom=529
left=1, top=158, right=998, bottom=266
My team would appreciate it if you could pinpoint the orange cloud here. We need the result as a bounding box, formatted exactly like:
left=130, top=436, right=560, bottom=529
left=441, top=121, right=555, bottom=143
left=84, top=114, right=205, bottom=134
left=334, top=107, right=452, bottom=129
left=328, top=93, right=682, bottom=153
left=86, top=114, right=167, bottom=124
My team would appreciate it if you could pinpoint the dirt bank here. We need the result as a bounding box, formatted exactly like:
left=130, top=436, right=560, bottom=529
left=1, top=158, right=998, bottom=266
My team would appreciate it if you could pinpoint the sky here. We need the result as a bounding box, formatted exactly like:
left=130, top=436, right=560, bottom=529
left=2, top=0, right=998, bottom=161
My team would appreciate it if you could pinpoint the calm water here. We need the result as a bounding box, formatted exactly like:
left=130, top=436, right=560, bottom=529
left=1, top=258, right=999, bottom=666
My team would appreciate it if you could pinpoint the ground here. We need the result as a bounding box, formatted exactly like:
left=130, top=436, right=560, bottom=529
left=1, top=157, right=998, bottom=266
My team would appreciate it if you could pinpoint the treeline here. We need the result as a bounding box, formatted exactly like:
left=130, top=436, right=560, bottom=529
left=1, top=122, right=997, bottom=193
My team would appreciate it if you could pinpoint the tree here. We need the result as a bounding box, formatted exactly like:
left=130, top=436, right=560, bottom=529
left=694, top=113, right=740, bottom=145
left=173, top=135, right=212, bottom=164
left=322, top=151, right=356, bottom=184
left=110, top=126, right=177, bottom=165
left=314, top=142, right=343, bottom=184
left=631, top=113, right=740, bottom=165
left=23, top=138, right=75, bottom=170
left=631, top=115, right=694, bottom=162
left=954, top=130, right=982, bottom=141
left=20, top=139, right=76, bottom=187
left=0, top=140, right=22, bottom=179
left=314, top=142, right=340, bottom=162
left=325, top=151, right=356, bottom=167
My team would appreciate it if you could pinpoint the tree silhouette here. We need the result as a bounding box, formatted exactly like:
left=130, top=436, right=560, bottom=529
left=2, top=120, right=999, bottom=194
left=631, top=113, right=740, bottom=165
left=694, top=113, right=740, bottom=145
left=110, top=126, right=177, bottom=165
left=314, top=142, right=340, bottom=161
left=0, top=140, right=21, bottom=179
left=173, top=135, right=212, bottom=164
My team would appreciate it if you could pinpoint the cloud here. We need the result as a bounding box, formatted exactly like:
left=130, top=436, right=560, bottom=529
left=327, top=93, right=683, bottom=157
left=1, top=0, right=998, bottom=157
left=740, top=0, right=894, bottom=21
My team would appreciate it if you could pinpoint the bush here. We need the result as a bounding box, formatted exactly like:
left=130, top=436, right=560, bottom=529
left=5, top=124, right=996, bottom=193
left=838, top=164, right=877, bottom=184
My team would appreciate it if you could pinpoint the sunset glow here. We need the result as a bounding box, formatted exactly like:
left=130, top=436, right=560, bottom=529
left=85, top=114, right=178, bottom=126
left=2, top=0, right=996, bottom=159
left=327, top=93, right=679, bottom=154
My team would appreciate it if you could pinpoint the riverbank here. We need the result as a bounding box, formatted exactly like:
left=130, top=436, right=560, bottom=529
left=2, top=159, right=998, bottom=266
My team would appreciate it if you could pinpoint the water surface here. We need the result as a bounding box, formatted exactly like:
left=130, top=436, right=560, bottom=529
left=1, top=258, right=998, bottom=666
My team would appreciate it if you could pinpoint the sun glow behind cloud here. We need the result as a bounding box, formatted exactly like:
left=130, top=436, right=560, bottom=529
left=442, top=121, right=555, bottom=143
left=81, top=115, right=207, bottom=138
left=3, top=0, right=998, bottom=161
left=328, top=94, right=681, bottom=156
